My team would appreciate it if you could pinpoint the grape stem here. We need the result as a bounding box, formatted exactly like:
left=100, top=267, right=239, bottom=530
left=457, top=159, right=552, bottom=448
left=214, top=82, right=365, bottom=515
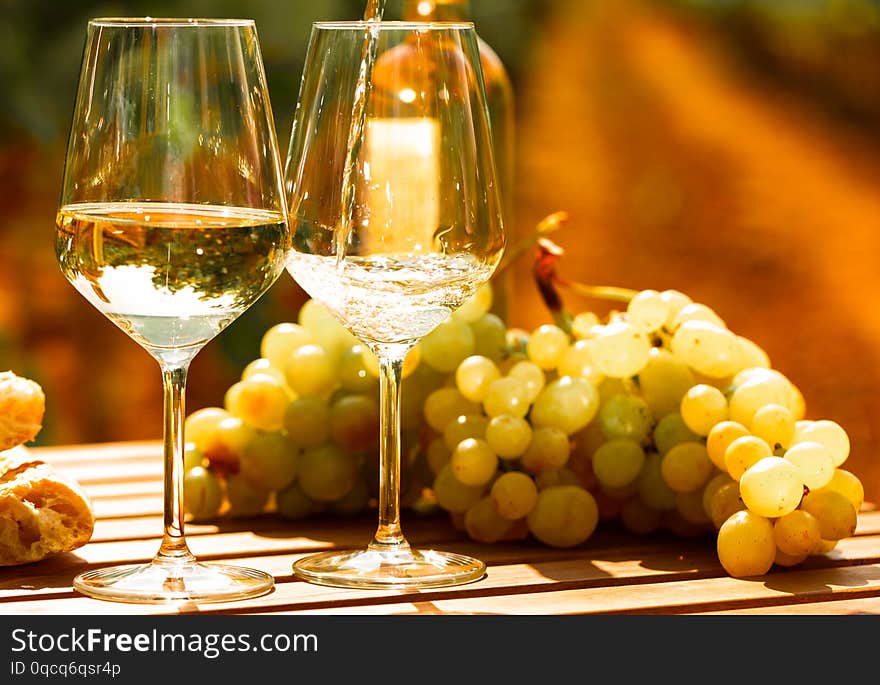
left=493, top=211, right=569, bottom=278
left=532, top=237, right=639, bottom=332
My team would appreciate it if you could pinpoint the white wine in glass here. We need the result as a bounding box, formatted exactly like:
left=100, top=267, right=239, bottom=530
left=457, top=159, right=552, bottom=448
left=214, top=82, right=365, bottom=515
left=285, top=21, right=505, bottom=589
left=56, top=18, right=290, bottom=603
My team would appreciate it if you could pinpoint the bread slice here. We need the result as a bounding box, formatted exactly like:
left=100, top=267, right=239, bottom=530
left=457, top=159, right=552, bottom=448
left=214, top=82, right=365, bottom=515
left=0, top=371, right=45, bottom=452
left=0, top=446, right=95, bottom=566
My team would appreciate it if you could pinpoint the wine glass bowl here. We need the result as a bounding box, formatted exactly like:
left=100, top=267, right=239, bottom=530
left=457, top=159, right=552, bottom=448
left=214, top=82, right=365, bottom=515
left=285, top=21, right=505, bottom=589
left=56, top=18, right=289, bottom=603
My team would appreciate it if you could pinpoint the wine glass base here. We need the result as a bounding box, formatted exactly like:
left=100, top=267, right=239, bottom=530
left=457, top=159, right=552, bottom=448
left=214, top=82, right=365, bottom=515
left=73, top=561, right=274, bottom=604
left=292, top=547, right=487, bottom=590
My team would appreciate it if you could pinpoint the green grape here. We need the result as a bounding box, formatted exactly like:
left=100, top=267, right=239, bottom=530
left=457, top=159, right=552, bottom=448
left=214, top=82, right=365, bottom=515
left=737, top=336, right=771, bottom=371
left=297, top=444, right=359, bottom=502
left=716, top=510, right=775, bottom=577
left=598, top=377, right=627, bottom=404
left=571, top=311, right=600, bottom=340
left=451, top=438, right=498, bottom=487
left=521, top=426, right=571, bottom=473
left=680, top=384, right=728, bottom=436
left=728, top=371, right=796, bottom=426
left=739, top=457, right=804, bottom=518
left=329, top=394, right=380, bottom=453
left=675, top=489, right=711, bottom=525
left=421, top=318, right=476, bottom=373
left=774, top=548, right=808, bottom=568
left=672, top=303, right=726, bottom=330
left=507, top=360, right=546, bottom=403
left=750, top=403, right=795, bottom=449
left=239, top=431, right=298, bottom=491
left=652, top=413, right=698, bottom=455
left=183, top=466, right=223, bottom=520
left=486, top=414, right=533, bottom=459
left=598, top=394, right=652, bottom=442
left=800, top=490, right=857, bottom=540
left=659, top=289, right=693, bottom=327
left=465, top=496, right=514, bottom=543
left=590, top=321, right=651, bottom=378
left=226, top=473, right=270, bottom=517
left=527, top=324, right=570, bottom=370
left=706, top=420, right=750, bottom=471
left=337, top=344, right=378, bottom=393
left=260, top=323, right=314, bottom=370
left=184, top=442, right=205, bottom=470
left=558, top=340, right=604, bottom=385
left=424, top=387, right=480, bottom=432
left=330, top=477, right=370, bottom=516
left=186, top=409, right=253, bottom=469
left=224, top=374, right=289, bottom=432
left=774, top=510, right=821, bottom=557
left=626, top=289, right=668, bottom=333
left=784, top=441, right=834, bottom=490
left=276, top=482, right=317, bottom=520
left=661, top=442, right=713, bottom=493
left=531, top=376, right=599, bottom=435
left=621, top=497, right=663, bottom=534
left=526, top=486, right=598, bottom=548
left=702, top=472, right=735, bottom=518
left=591, top=439, right=645, bottom=489
left=426, top=437, right=452, bottom=476
left=453, top=283, right=493, bottom=323
left=638, top=452, right=677, bottom=511
left=535, top=468, right=582, bottom=490
left=455, top=355, right=501, bottom=403
left=470, top=313, right=508, bottom=362
left=708, top=481, right=745, bottom=529
left=818, top=469, right=864, bottom=512
left=724, top=435, right=772, bottom=481
left=671, top=321, right=741, bottom=378
left=285, top=344, right=337, bottom=397
left=433, top=464, right=485, bottom=514
left=443, top=413, right=490, bottom=451
left=483, top=376, right=532, bottom=419
left=284, top=396, right=330, bottom=449
left=636, top=348, right=696, bottom=419
left=241, top=358, right=287, bottom=385
left=792, top=420, right=850, bottom=467
left=491, top=471, right=539, bottom=520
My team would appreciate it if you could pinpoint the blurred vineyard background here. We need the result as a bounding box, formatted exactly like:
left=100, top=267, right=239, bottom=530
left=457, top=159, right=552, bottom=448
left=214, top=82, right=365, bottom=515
left=1, top=0, right=879, bottom=501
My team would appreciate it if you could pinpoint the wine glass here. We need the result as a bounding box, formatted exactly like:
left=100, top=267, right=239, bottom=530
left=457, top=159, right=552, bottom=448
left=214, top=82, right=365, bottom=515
left=284, top=21, right=505, bottom=589
left=56, top=18, right=289, bottom=603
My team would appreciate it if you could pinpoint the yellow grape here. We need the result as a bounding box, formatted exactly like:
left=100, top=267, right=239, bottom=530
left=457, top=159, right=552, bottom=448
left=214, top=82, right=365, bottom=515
left=338, top=345, right=378, bottom=393
left=454, top=283, right=493, bottom=323
left=661, top=442, right=713, bottom=493
left=483, top=376, right=532, bottom=419
left=491, top=471, right=539, bottom=520
left=330, top=395, right=380, bottom=453
left=800, top=490, right=857, bottom=541
left=702, top=472, right=736, bottom=518
left=783, top=441, right=834, bottom=490
left=728, top=371, right=795, bottom=426
left=535, top=468, right=582, bottom=490
left=521, top=426, right=571, bottom=473
left=465, top=496, right=514, bottom=543
left=774, top=510, right=821, bottom=557
left=638, top=348, right=696, bottom=419
left=676, top=489, right=711, bottom=525
left=653, top=413, right=699, bottom=456
left=527, top=324, right=571, bottom=370
left=558, top=340, right=604, bottom=385
left=659, top=290, right=693, bottom=327
left=818, top=469, right=864, bottom=512
left=672, top=303, right=726, bottom=329
left=706, top=420, right=749, bottom=471
left=451, top=438, right=498, bottom=487
left=426, top=437, right=452, bottom=476
left=471, top=313, right=508, bottom=363
left=590, top=321, right=651, bottom=378
left=443, top=413, right=490, bottom=451
left=626, top=289, right=668, bottom=332
left=724, top=435, right=772, bottom=481
left=810, top=539, right=838, bottom=556
left=284, top=396, right=330, bottom=449
left=285, top=344, right=336, bottom=397
left=455, top=355, right=501, bottom=403
left=598, top=394, right=652, bottom=443
left=671, top=321, right=741, bottom=378
left=260, top=323, right=314, bottom=370
left=224, top=374, right=289, bottom=432
left=239, top=431, right=298, bottom=491
left=241, top=358, right=286, bottom=385
left=736, top=336, right=771, bottom=370
left=277, top=482, right=318, bottom=520
left=183, top=466, right=223, bottom=520
left=424, top=387, right=480, bottom=432
left=485, top=414, right=533, bottom=459
left=591, top=439, right=645, bottom=489
left=225, top=473, right=270, bottom=517
left=679, top=384, right=728, bottom=437
left=297, top=444, right=359, bottom=502
left=433, top=464, right=485, bottom=514
left=708, top=481, right=745, bottom=530
left=792, top=420, right=850, bottom=467
left=571, top=311, right=601, bottom=340
left=621, top=497, right=663, bottom=534
left=421, top=318, right=476, bottom=373
left=739, top=457, right=804, bottom=518
left=750, top=403, right=795, bottom=449
left=530, top=377, right=599, bottom=435
left=506, top=360, right=546, bottom=403
left=716, top=510, right=775, bottom=577
left=774, top=548, right=808, bottom=568
left=526, top=486, right=598, bottom=548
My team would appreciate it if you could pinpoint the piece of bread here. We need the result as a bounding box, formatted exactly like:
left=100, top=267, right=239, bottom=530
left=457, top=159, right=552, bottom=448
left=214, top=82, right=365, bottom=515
left=0, top=371, right=45, bottom=452
left=0, top=446, right=95, bottom=565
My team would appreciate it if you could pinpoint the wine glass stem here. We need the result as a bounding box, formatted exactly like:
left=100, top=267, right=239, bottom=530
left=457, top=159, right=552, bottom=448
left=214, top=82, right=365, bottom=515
left=154, top=363, right=196, bottom=565
left=369, top=343, right=411, bottom=552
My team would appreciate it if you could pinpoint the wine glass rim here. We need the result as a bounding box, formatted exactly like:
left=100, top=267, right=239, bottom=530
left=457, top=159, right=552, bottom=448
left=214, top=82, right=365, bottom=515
left=313, top=20, right=474, bottom=31
left=88, top=17, right=256, bottom=27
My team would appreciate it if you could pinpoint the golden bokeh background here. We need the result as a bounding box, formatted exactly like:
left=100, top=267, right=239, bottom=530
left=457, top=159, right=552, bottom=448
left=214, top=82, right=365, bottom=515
left=1, top=0, right=878, bottom=501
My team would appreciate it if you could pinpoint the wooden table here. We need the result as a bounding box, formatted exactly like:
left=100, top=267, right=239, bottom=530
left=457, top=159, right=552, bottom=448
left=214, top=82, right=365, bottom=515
left=2, top=442, right=879, bottom=615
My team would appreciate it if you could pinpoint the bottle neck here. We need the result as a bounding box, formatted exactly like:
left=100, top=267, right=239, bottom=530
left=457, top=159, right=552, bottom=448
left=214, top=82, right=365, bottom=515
left=402, top=0, right=471, bottom=22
